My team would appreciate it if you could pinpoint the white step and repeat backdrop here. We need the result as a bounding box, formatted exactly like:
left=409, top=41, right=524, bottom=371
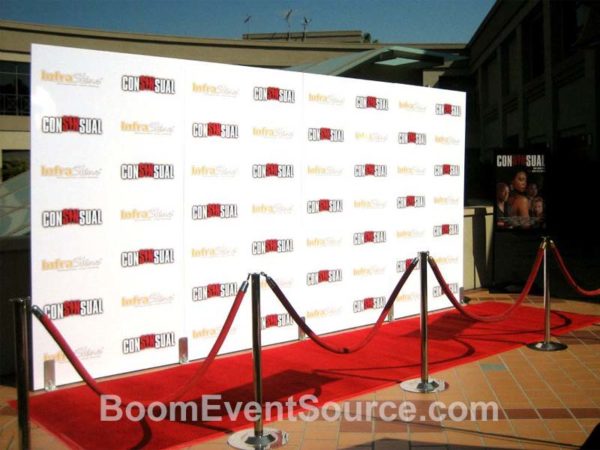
left=31, top=44, right=465, bottom=389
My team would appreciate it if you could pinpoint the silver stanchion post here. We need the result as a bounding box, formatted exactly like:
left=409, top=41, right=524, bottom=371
left=228, top=274, right=288, bottom=449
left=401, top=252, right=446, bottom=393
left=12, top=296, right=31, bottom=450
left=527, top=237, right=568, bottom=352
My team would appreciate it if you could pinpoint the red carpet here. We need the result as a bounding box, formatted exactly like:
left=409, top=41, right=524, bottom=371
left=18, top=302, right=598, bottom=449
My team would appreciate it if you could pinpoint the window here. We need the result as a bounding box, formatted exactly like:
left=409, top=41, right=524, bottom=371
left=559, top=1, right=587, bottom=59
left=501, top=34, right=518, bottom=96
left=1, top=150, right=30, bottom=181
left=481, top=55, right=498, bottom=107
left=523, top=6, right=544, bottom=82
left=504, top=135, right=519, bottom=148
left=0, top=61, right=31, bottom=116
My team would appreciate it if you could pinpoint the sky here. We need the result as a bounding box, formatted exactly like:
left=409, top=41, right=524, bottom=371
left=1, top=0, right=496, bottom=44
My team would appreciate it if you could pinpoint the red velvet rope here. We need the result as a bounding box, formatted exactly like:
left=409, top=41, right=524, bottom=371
left=32, top=280, right=248, bottom=406
left=265, top=258, right=418, bottom=354
left=550, top=243, right=600, bottom=297
left=428, top=247, right=544, bottom=322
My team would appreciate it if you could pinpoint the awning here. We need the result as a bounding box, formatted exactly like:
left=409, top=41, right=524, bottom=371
left=285, top=45, right=465, bottom=76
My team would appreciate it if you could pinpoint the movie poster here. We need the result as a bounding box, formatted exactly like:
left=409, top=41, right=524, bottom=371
left=494, top=150, right=547, bottom=231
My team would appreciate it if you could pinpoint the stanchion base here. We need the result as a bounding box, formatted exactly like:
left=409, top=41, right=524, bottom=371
left=228, top=428, right=288, bottom=449
left=527, top=341, right=568, bottom=352
left=400, top=378, right=446, bottom=393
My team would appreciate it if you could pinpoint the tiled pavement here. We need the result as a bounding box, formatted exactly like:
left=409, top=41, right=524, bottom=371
left=1, top=290, right=599, bottom=449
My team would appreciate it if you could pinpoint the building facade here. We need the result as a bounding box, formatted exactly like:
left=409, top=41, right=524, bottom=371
left=466, top=0, right=600, bottom=206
